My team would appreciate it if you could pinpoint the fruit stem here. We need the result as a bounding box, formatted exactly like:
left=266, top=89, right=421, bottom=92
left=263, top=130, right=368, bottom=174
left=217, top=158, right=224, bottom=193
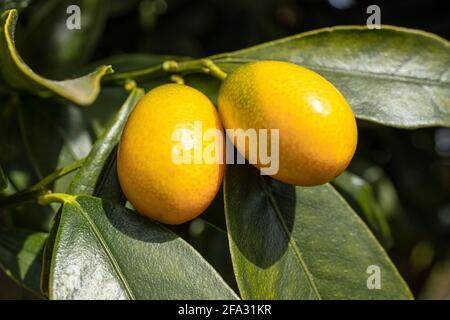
left=105, top=58, right=228, bottom=84
left=170, top=74, right=185, bottom=85
left=201, top=59, right=228, bottom=80
left=162, top=59, right=228, bottom=81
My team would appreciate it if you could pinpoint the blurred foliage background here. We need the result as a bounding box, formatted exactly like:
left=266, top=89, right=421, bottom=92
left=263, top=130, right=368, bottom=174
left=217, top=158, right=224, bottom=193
left=0, top=0, right=450, bottom=299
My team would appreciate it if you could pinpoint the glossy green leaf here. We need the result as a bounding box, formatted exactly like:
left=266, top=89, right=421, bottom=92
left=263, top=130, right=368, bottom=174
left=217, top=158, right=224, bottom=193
left=48, top=195, right=238, bottom=300
left=333, top=171, right=393, bottom=248
left=0, top=10, right=112, bottom=106
left=40, top=208, right=60, bottom=297
left=0, top=164, right=7, bottom=190
left=224, top=164, right=413, bottom=299
left=211, top=26, right=450, bottom=128
left=0, top=228, right=47, bottom=295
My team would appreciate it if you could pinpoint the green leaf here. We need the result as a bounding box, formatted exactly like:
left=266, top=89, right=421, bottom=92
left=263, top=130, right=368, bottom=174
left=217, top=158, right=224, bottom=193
left=40, top=208, right=60, bottom=297
left=333, top=171, right=393, bottom=248
left=224, top=164, right=413, bottom=299
left=0, top=164, right=7, bottom=190
left=48, top=195, right=238, bottom=299
left=0, top=228, right=47, bottom=295
left=0, top=10, right=112, bottom=106
left=68, top=88, right=144, bottom=198
left=211, top=26, right=450, bottom=128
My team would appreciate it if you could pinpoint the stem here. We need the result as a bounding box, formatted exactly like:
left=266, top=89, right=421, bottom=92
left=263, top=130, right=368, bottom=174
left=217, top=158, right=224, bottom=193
left=163, top=59, right=228, bottom=80
left=38, top=193, right=74, bottom=206
left=0, top=158, right=84, bottom=209
left=29, top=158, right=85, bottom=192
left=170, top=74, right=185, bottom=85
left=201, top=59, right=228, bottom=80
left=105, top=58, right=228, bottom=84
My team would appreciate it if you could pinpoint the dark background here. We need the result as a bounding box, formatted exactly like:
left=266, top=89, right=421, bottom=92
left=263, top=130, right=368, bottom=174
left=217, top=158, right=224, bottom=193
left=1, top=0, right=450, bottom=299
left=101, top=0, right=450, bottom=57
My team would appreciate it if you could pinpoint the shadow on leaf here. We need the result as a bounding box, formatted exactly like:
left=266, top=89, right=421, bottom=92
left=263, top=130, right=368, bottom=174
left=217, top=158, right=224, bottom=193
left=100, top=198, right=178, bottom=244
left=225, top=164, right=295, bottom=268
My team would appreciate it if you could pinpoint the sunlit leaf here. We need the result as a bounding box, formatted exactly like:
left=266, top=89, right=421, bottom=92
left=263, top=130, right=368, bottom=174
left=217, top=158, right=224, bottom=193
left=224, top=164, right=413, bottom=299
left=48, top=195, right=238, bottom=300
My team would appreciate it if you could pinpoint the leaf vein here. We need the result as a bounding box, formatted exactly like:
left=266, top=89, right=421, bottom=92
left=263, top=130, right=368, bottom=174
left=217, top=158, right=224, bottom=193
left=215, top=58, right=450, bottom=88
left=258, top=177, right=322, bottom=300
left=72, top=199, right=136, bottom=300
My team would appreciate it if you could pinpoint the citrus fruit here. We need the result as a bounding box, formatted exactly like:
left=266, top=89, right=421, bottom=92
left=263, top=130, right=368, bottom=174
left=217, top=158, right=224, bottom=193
left=218, top=60, right=357, bottom=186
left=117, top=84, right=224, bottom=224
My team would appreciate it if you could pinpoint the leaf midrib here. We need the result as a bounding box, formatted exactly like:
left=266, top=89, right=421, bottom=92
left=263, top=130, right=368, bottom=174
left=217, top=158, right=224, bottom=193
left=70, top=198, right=136, bottom=300
left=214, top=58, right=450, bottom=88
left=258, top=177, right=322, bottom=300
